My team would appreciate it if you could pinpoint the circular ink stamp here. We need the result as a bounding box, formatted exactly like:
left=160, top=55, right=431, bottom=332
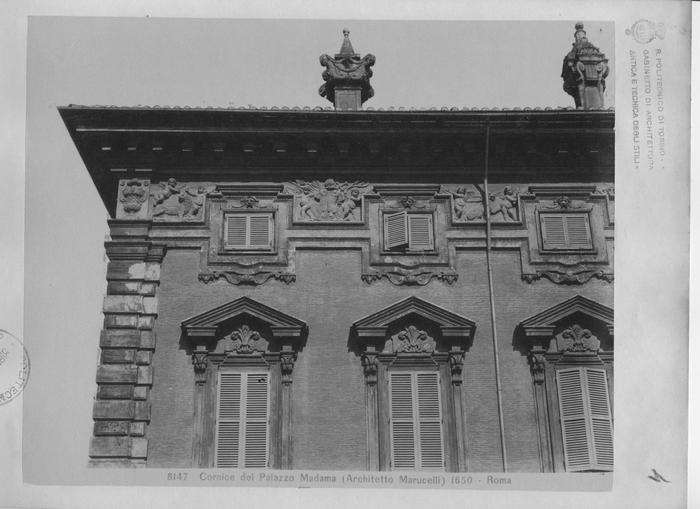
left=0, top=329, right=30, bottom=405
left=625, top=20, right=666, bottom=44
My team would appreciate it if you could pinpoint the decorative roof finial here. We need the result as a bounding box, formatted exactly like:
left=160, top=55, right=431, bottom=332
left=338, top=28, right=357, bottom=57
left=561, top=22, right=610, bottom=109
left=319, top=29, right=376, bottom=110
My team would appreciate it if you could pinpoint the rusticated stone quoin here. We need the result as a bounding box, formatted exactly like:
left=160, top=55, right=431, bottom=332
left=89, top=219, right=163, bottom=468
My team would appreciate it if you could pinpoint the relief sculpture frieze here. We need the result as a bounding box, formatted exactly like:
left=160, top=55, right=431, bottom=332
left=149, top=178, right=217, bottom=221
left=440, top=184, right=521, bottom=223
left=286, top=179, right=369, bottom=222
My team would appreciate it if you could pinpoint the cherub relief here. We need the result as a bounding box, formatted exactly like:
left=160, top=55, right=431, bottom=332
left=442, top=185, right=520, bottom=222
left=288, top=179, right=368, bottom=221
left=150, top=179, right=214, bottom=220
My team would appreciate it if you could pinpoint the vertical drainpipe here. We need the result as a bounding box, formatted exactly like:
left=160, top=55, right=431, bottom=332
left=483, top=117, right=508, bottom=472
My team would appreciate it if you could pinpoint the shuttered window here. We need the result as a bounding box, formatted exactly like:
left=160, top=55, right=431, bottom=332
left=384, top=212, right=435, bottom=251
left=389, top=371, right=444, bottom=471
left=225, top=214, right=273, bottom=250
left=556, top=367, right=613, bottom=472
left=215, top=371, right=270, bottom=468
left=540, top=213, right=592, bottom=250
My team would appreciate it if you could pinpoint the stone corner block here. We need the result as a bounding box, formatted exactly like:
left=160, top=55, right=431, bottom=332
left=130, top=438, right=148, bottom=459
left=89, top=437, right=132, bottom=458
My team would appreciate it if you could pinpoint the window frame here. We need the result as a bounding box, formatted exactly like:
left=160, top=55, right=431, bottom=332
left=214, top=369, right=272, bottom=469
left=381, top=210, right=436, bottom=253
left=536, top=209, right=595, bottom=253
left=554, top=365, right=613, bottom=472
left=388, top=369, right=446, bottom=471
left=222, top=210, right=276, bottom=252
left=530, top=348, right=614, bottom=473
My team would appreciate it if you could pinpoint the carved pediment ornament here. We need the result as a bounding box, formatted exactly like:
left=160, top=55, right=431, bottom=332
left=395, top=325, right=432, bottom=353
left=560, top=324, right=598, bottom=352
left=229, top=325, right=262, bottom=354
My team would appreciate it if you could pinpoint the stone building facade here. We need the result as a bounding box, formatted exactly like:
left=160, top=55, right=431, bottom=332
left=59, top=25, right=614, bottom=473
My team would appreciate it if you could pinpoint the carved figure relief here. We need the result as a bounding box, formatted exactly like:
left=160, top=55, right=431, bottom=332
left=441, top=184, right=520, bottom=222
left=119, top=179, right=149, bottom=215
left=150, top=178, right=216, bottom=221
left=287, top=179, right=369, bottom=221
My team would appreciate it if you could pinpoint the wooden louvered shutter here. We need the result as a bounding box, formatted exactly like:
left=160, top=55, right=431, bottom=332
left=248, top=214, right=272, bottom=249
left=415, top=372, right=444, bottom=469
left=225, top=214, right=273, bottom=250
left=385, top=212, right=408, bottom=249
left=215, top=371, right=269, bottom=468
left=390, top=372, right=416, bottom=469
left=389, top=372, right=444, bottom=471
left=541, top=213, right=592, bottom=250
left=556, top=367, right=613, bottom=472
left=215, top=372, right=242, bottom=467
left=226, top=216, right=248, bottom=248
left=408, top=215, right=434, bottom=251
left=585, top=368, right=613, bottom=470
left=564, top=214, right=592, bottom=249
left=541, top=214, right=567, bottom=249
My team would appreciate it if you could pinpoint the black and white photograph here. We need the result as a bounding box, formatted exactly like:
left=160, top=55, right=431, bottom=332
left=0, top=1, right=694, bottom=508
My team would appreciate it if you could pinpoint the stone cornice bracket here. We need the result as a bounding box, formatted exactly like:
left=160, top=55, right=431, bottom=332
left=529, top=350, right=546, bottom=384
left=319, top=29, right=376, bottom=110
left=280, top=350, right=297, bottom=386
left=448, top=351, right=465, bottom=385
left=561, top=22, right=610, bottom=109
left=361, top=352, right=379, bottom=386
left=192, top=349, right=208, bottom=384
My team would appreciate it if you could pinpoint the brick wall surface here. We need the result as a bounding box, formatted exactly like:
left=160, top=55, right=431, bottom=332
left=145, top=246, right=613, bottom=472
